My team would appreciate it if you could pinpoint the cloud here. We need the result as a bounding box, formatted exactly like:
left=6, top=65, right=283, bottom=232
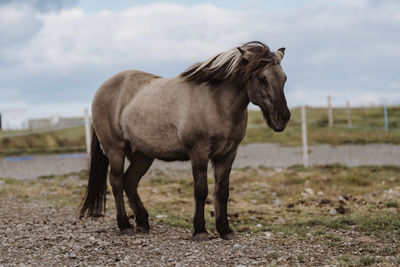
left=0, top=88, right=22, bottom=100
left=10, top=2, right=400, bottom=70
left=388, top=82, right=400, bottom=89
left=11, top=3, right=250, bottom=71
left=0, top=0, right=78, bottom=13
left=0, top=0, right=400, bottom=117
left=0, top=5, right=42, bottom=47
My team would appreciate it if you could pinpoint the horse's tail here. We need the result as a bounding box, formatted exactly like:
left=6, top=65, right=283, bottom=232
left=79, top=128, right=109, bottom=218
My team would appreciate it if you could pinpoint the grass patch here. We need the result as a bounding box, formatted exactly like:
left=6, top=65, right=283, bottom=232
left=37, top=175, right=58, bottom=180
left=0, top=173, right=86, bottom=207
left=0, top=177, right=24, bottom=185
left=149, top=176, right=180, bottom=185
left=332, top=255, right=353, bottom=266
left=0, top=126, right=86, bottom=156
left=286, top=176, right=306, bottom=185
left=355, top=213, right=400, bottom=237
left=332, top=255, right=385, bottom=266
left=148, top=210, right=192, bottom=228
left=386, top=201, right=399, bottom=208
left=287, top=164, right=312, bottom=172
left=325, top=234, right=342, bottom=242
left=275, top=213, right=399, bottom=239
left=378, top=246, right=398, bottom=256
left=359, top=256, right=381, bottom=266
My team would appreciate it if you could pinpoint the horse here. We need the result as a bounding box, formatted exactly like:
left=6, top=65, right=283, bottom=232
left=80, top=41, right=290, bottom=241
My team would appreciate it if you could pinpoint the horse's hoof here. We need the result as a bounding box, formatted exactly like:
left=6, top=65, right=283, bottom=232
left=136, top=225, right=150, bottom=233
left=193, top=232, right=209, bottom=242
left=221, top=232, right=235, bottom=240
left=121, top=228, right=134, bottom=236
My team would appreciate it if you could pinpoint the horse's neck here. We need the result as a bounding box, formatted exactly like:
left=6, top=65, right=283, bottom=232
left=213, top=81, right=249, bottom=121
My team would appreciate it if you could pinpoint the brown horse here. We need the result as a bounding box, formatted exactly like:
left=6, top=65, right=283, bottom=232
left=80, top=41, right=290, bottom=241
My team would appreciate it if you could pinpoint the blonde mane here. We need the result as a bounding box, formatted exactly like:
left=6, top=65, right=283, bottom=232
left=181, top=41, right=275, bottom=85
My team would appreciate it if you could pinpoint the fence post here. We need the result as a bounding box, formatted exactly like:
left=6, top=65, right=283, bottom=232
left=327, top=95, right=333, bottom=126
left=301, top=106, right=309, bottom=168
left=84, top=108, right=91, bottom=157
left=384, top=104, right=388, bottom=132
left=346, top=101, right=352, bottom=128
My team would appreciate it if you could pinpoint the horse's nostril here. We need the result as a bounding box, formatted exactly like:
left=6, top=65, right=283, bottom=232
left=282, top=110, right=291, bottom=122
left=275, top=114, right=280, bottom=123
left=277, top=110, right=290, bottom=123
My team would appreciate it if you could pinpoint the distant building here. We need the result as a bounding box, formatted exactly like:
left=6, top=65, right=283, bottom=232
left=0, top=102, right=28, bottom=130
left=28, top=116, right=86, bottom=130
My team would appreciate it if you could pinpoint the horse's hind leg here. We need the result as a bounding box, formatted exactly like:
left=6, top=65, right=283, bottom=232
left=109, top=150, right=133, bottom=235
left=124, top=152, right=154, bottom=233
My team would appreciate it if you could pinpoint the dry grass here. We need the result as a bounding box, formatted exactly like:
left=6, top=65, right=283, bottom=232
left=1, top=165, right=400, bottom=265
left=140, top=165, right=400, bottom=240
left=2, top=165, right=399, bottom=239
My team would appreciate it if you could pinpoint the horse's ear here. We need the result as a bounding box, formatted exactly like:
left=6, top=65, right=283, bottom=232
left=276, top=47, right=285, bottom=61
left=237, top=47, right=253, bottom=63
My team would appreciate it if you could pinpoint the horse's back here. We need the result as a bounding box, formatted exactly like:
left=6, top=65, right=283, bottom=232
left=92, top=70, right=160, bottom=153
left=93, top=70, right=159, bottom=110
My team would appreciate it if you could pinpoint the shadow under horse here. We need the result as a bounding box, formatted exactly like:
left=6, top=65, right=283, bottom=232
left=80, top=41, right=291, bottom=241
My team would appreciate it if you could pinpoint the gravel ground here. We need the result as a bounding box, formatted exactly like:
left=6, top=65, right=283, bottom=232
left=1, top=146, right=400, bottom=266
left=1, top=197, right=397, bottom=266
left=1, top=143, right=400, bottom=180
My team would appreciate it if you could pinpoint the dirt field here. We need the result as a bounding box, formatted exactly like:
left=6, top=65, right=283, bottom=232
left=1, top=166, right=399, bottom=266
left=1, top=198, right=397, bottom=266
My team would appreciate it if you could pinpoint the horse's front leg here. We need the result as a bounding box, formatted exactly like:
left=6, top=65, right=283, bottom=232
left=190, top=150, right=209, bottom=241
left=212, top=149, right=237, bottom=240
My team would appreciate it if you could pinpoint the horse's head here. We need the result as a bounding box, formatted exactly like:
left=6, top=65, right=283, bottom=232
left=239, top=43, right=291, bottom=132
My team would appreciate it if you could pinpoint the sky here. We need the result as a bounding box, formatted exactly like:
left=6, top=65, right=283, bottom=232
left=0, top=0, right=399, bottom=118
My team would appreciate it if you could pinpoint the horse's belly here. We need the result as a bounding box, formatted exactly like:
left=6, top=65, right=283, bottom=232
left=123, top=115, right=187, bottom=160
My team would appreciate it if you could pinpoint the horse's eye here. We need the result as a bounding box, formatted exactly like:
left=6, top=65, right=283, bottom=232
left=258, top=76, right=268, bottom=84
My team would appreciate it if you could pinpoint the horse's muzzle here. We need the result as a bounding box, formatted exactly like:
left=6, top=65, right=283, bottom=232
left=267, top=109, right=291, bottom=132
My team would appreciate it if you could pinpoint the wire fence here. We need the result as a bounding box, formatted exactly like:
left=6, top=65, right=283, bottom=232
left=248, top=119, right=400, bottom=131
left=1, top=105, right=399, bottom=158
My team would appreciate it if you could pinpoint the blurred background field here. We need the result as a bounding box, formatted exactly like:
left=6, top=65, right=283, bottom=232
left=0, top=126, right=86, bottom=156
left=245, top=106, right=400, bottom=146
left=1, top=106, right=399, bottom=156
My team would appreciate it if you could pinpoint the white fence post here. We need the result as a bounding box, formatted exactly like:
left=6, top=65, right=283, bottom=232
left=384, top=104, right=388, bottom=132
left=346, top=101, right=352, bottom=128
left=84, top=108, right=91, bottom=158
left=301, top=106, right=309, bottom=168
left=328, top=95, right=333, bottom=126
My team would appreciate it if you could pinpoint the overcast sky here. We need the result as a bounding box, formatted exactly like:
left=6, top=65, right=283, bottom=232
left=0, top=0, right=399, bottom=117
